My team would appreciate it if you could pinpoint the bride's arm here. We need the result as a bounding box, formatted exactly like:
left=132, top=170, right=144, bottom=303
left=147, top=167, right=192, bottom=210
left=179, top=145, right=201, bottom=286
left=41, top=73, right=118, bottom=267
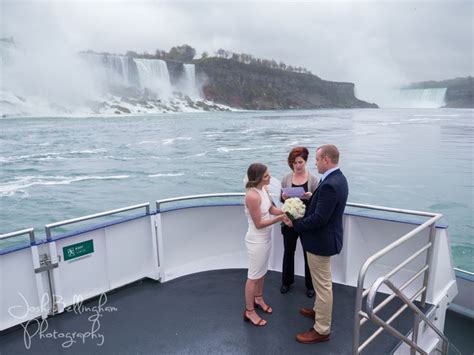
left=264, top=186, right=283, bottom=216
left=246, top=191, right=284, bottom=229
left=269, top=205, right=283, bottom=216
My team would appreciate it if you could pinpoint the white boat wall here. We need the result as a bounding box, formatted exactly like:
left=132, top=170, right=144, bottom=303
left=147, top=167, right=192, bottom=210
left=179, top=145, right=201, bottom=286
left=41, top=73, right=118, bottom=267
left=0, top=193, right=469, bottom=354
left=452, top=269, right=474, bottom=317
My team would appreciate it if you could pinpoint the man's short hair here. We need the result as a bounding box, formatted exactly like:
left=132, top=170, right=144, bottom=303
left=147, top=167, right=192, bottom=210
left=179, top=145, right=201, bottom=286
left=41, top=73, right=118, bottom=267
left=317, top=144, right=339, bottom=164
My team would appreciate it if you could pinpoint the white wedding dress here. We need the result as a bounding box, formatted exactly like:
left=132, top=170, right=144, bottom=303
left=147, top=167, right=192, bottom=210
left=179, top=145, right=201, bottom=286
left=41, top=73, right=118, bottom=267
left=244, top=187, right=273, bottom=279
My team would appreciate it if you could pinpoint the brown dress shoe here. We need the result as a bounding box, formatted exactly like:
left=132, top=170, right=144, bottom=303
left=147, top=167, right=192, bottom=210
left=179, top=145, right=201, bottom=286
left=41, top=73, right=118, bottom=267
left=299, top=307, right=316, bottom=319
left=296, top=328, right=330, bottom=344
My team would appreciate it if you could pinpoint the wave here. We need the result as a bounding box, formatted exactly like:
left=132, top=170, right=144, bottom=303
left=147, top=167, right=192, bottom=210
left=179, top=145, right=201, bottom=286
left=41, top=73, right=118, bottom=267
left=354, top=130, right=377, bottom=136
left=149, top=151, right=207, bottom=161
left=0, top=175, right=129, bottom=196
left=70, top=148, right=108, bottom=154
left=125, top=141, right=158, bottom=146
left=217, top=145, right=276, bottom=153
left=197, top=171, right=214, bottom=177
left=414, top=114, right=461, bottom=118
left=162, top=137, right=192, bottom=145
left=406, top=117, right=442, bottom=123
left=148, top=173, right=184, bottom=177
left=217, top=147, right=252, bottom=153
left=104, top=155, right=136, bottom=161
left=177, top=151, right=208, bottom=159
left=0, top=152, right=64, bottom=163
left=0, top=149, right=107, bottom=164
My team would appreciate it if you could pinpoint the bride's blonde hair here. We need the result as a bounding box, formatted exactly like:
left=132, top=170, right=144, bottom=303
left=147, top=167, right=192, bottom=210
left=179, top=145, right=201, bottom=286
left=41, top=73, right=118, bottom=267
left=245, top=163, right=267, bottom=189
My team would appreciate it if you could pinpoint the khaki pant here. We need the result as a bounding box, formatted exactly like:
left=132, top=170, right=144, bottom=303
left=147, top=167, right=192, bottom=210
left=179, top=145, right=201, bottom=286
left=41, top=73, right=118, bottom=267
left=306, top=252, right=332, bottom=335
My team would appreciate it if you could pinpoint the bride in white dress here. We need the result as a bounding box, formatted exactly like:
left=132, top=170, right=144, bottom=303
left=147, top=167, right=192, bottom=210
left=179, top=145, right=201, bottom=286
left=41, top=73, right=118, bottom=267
left=243, top=163, right=285, bottom=327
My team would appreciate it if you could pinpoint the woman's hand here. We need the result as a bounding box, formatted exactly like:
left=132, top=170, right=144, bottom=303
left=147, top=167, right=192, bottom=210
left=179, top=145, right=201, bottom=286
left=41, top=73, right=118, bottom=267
left=273, top=214, right=286, bottom=225
left=301, top=191, right=312, bottom=200
left=281, top=192, right=289, bottom=200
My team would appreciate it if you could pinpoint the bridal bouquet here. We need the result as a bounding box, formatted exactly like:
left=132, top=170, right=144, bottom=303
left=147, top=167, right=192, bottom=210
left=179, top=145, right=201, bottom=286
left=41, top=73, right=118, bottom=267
left=282, top=197, right=305, bottom=221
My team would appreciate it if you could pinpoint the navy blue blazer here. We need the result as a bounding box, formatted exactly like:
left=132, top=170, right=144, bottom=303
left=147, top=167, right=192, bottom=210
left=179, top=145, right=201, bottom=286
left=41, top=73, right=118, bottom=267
left=293, top=169, right=349, bottom=256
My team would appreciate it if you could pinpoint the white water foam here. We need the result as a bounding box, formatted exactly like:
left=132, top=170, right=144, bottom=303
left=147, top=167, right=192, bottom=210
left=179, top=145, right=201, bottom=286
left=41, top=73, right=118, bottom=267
left=162, top=137, right=192, bottom=145
left=70, top=148, right=107, bottom=154
left=217, top=147, right=253, bottom=153
left=0, top=175, right=129, bottom=196
left=148, top=173, right=184, bottom=177
left=0, top=149, right=107, bottom=164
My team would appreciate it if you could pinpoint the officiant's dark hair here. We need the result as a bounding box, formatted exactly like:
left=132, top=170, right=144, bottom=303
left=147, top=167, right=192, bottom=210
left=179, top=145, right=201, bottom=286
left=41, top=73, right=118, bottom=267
left=246, top=163, right=268, bottom=188
left=288, top=146, right=309, bottom=170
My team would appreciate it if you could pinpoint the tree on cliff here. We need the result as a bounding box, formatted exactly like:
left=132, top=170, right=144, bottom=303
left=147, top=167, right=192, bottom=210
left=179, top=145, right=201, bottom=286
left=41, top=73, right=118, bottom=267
left=167, top=45, right=196, bottom=62
left=126, top=51, right=139, bottom=58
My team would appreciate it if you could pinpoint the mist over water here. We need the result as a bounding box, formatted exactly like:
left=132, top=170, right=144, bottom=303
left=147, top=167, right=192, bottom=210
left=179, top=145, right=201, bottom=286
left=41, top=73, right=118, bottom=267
left=0, top=109, right=472, bottom=271
left=1, top=40, right=100, bottom=111
left=0, top=41, right=205, bottom=116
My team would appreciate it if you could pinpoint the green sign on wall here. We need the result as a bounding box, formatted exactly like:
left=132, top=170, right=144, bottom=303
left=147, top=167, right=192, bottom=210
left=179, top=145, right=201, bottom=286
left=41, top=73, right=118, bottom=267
left=63, top=240, right=94, bottom=261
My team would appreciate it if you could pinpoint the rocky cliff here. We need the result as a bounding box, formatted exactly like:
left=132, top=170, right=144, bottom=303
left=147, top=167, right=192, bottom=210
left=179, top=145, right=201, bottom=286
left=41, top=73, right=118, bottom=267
left=194, top=58, right=377, bottom=110
left=407, top=77, right=473, bottom=108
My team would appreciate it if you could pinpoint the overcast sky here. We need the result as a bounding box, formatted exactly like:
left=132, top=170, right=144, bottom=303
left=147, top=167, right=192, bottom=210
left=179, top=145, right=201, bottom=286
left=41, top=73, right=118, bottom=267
left=1, top=0, right=473, bottom=103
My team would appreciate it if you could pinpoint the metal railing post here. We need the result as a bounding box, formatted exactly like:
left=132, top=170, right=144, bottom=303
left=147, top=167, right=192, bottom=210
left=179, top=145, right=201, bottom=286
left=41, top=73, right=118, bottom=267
left=366, top=277, right=449, bottom=355
left=0, top=228, right=35, bottom=244
left=353, top=282, right=364, bottom=354
left=411, top=313, right=421, bottom=355
left=420, top=222, right=437, bottom=307
left=349, top=205, right=442, bottom=354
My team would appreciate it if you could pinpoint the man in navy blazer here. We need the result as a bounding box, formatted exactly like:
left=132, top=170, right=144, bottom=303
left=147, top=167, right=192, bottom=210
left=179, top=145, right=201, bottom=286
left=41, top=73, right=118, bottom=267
left=284, top=144, right=348, bottom=344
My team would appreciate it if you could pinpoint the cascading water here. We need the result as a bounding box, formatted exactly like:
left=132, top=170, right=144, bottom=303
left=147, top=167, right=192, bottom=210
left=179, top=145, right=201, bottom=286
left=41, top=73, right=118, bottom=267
left=182, top=64, right=199, bottom=98
left=105, top=55, right=130, bottom=87
left=82, top=53, right=132, bottom=88
left=133, top=58, right=172, bottom=99
left=390, top=88, right=448, bottom=108
left=1, top=48, right=209, bottom=116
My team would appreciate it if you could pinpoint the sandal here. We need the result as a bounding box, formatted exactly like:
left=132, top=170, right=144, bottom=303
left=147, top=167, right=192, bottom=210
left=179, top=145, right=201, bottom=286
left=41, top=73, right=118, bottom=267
left=243, top=309, right=267, bottom=326
left=254, top=295, right=273, bottom=314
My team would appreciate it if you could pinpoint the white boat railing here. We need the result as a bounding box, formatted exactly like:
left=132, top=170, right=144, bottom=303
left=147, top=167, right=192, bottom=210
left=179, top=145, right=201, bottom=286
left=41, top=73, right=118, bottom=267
left=156, top=195, right=450, bottom=353
left=349, top=203, right=443, bottom=354
left=366, top=277, right=449, bottom=355
left=156, top=193, right=244, bottom=212
left=45, top=202, right=150, bottom=240
left=0, top=194, right=457, bottom=355
left=0, top=202, right=157, bottom=331
left=0, top=227, right=35, bottom=244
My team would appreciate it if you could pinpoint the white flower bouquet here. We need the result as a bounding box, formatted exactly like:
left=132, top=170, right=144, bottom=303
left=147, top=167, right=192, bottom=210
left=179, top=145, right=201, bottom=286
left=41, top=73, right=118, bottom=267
left=282, top=197, right=305, bottom=221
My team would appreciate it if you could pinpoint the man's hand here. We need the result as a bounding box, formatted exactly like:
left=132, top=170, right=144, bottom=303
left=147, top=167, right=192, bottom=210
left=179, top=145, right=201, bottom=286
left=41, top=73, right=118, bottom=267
left=282, top=215, right=293, bottom=227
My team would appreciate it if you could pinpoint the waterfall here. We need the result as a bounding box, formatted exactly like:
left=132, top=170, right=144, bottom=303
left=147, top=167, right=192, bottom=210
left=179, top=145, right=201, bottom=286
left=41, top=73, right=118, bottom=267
left=104, top=55, right=130, bottom=86
left=0, top=39, right=16, bottom=66
left=81, top=53, right=132, bottom=88
left=133, top=58, right=172, bottom=99
left=391, top=88, right=448, bottom=108
left=60, top=53, right=198, bottom=101
left=182, top=64, right=199, bottom=98
left=82, top=54, right=175, bottom=98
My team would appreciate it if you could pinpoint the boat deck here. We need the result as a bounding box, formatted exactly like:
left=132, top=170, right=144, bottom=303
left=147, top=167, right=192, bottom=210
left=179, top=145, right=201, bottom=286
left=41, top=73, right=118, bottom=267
left=0, top=269, right=461, bottom=355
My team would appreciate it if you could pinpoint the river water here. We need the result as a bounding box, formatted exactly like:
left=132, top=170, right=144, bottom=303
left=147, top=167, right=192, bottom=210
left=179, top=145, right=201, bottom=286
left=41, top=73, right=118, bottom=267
left=0, top=108, right=472, bottom=271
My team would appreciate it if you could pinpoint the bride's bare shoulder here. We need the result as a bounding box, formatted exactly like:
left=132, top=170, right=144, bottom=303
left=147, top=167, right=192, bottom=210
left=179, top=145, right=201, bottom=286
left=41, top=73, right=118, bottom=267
left=245, top=188, right=261, bottom=204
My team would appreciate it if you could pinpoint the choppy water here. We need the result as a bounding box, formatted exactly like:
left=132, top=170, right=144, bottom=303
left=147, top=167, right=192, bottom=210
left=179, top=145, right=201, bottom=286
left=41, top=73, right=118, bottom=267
left=0, top=109, right=472, bottom=271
